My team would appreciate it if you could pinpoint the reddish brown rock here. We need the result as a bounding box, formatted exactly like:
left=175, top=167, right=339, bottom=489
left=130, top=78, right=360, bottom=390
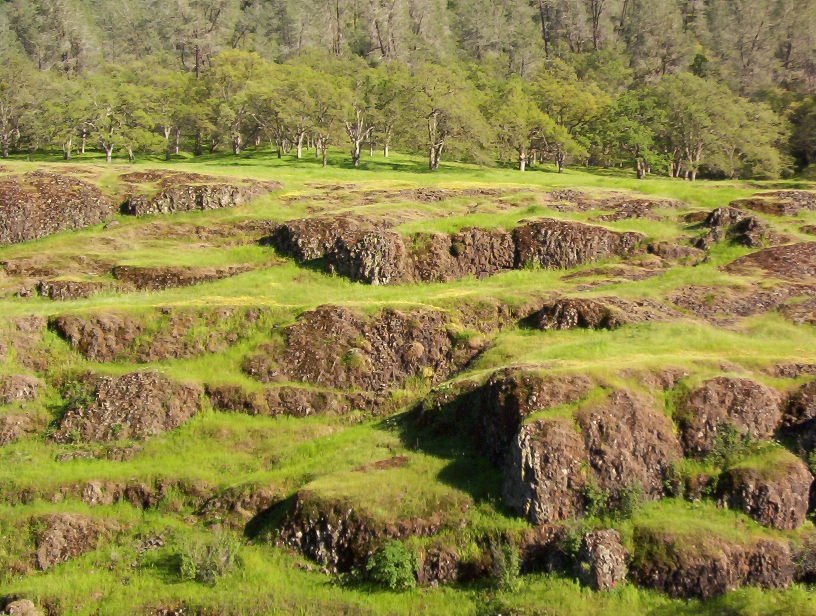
left=694, top=207, right=779, bottom=249
left=111, top=264, right=252, bottom=291
left=780, top=380, right=816, bottom=455
left=206, top=384, right=355, bottom=416
left=418, top=547, right=461, bottom=586
left=525, top=298, right=625, bottom=331
left=0, top=375, right=39, bottom=405
left=0, top=171, right=113, bottom=245
left=718, top=454, right=813, bottom=530
left=33, top=513, right=112, bottom=570
left=779, top=298, right=816, bottom=326
left=632, top=527, right=793, bottom=599
left=578, top=529, right=629, bottom=591
left=512, top=219, right=643, bottom=270
left=52, top=371, right=202, bottom=443
left=725, top=242, right=816, bottom=281
left=0, top=414, right=34, bottom=446
left=678, top=377, right=782, bottom=457
left=647, top=241, right=706, bottom=265
left=503, top=418, right=589, bottom=524
left=732, top=191, right=816, bottom=216
left=577, top=390, right=682, bottom=499
left=36, top=280, right=109, bottom=301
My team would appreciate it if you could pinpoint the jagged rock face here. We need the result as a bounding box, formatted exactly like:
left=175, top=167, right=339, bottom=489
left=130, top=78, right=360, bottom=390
left=244, top=305, right=479, bottom=391
left=0, top=375, right=39, bottom=405
left=725, top=242, right=816, bottom=281
left=578, top=530, right=629, bottom=591
left=52, top=371, right=202, bottom=443
left=331, top=230, right=407, bottom=285
left=418, top=548, right=460, bottom=586
left=783, top=380, right=816, bottom=450
left=718, top=457, right=813, bottom=530
left=632, top=528, right=793, bottom=599
left=121, top=182, right=280, bottom=216
left=36, top=280, right=108, bottom=301
left=525, top=298, right=624, bottom=331
left=577, top=390, right=682, bottom=499
left=266, top=216, right=377, bottom=262
left=678, top=377, right=782, bottom=457
left=512, top=219, right=643, bottom=270
left=408, top=228, right=515, bottom=282
left=694, top=207, right=776, bottom=249
left=479, top=369, right=592, bottom=464
left=111, top=264, right=251, bottom=291
left=33, top=513, right=112, bottom=571
left=278, top=493, right=379, bottom=571
left=0, top=414, right=34, bottom=446
left=206, top=384, right=359, bottom=416
left=0, top=172, right=113, bottom=245
left=503, top=418, right=589, bottom=525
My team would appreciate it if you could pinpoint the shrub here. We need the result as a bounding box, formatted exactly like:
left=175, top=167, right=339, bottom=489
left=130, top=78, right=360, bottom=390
left=365, top=541, right=417, bottom=591
left=616, top=481, right=645, bottom=519
left=178, top=530, right=242, bottom=585
left=488, top=537, right=520, bottom=592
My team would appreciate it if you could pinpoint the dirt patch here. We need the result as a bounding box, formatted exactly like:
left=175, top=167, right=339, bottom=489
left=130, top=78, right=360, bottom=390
left=724, top=243, right=816, bottom=281
left=577, top=390, right=682, bottom=500
left=244, top=305, right=484, bottom=391
left=0, top=172, right=113, bottom=245
left=111, top=264, right=252, bottom=291
left=33, top=513, right=115, bottom=571
left=52, top=371, right=202, bottom=443
left=677, top=377, right=782, bottom=457
left=632, top=527, right=793, bottom=599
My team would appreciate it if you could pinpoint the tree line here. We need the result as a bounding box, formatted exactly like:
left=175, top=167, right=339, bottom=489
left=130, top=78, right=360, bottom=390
left=1, top=0, right=815, bottom=178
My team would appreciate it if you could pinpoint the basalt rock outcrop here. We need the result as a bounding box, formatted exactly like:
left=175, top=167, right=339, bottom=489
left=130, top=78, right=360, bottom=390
left=512, top=219, right=643, bottom=269
left=52, top=371, right=202, bottom=443
left=503, top=418, right=590, bottom=525
left=632, top=527, right=793, bottom=599
left=0, top=172, right=113, bottom=245
left=244, top=305, right=483, bottom=391
left=121, top=181, right=280, bottom=216
left=576, top=390, right=682, bottom=500
left=267, top=216, right=643, bottom=285
left=780, top=380, right=816, bottom=455
left=577, top=529, right=629, bottom=591
left=111, top=264, right=252, bottom=291
left=694, top=207, right=778, bottom=249
left=525, top=298, right=626, bottom=331
left=50, top=307, right=268, bottom=363
left=725, top=242, right=816, bottom=281
left=36, top=280, right=109, bottom=301
left=717, top=453, right=813, bottom=530
left=0, top=375, right=39, bottom=405
left=0, top=414, right=35, bottom=446
left=732, top=191, right=816, bottom=216
left=206, top=383, right=362, bottom=416
left=33, top=513, right=114, bottom=571
left=677, top=377, right=782, bottom=457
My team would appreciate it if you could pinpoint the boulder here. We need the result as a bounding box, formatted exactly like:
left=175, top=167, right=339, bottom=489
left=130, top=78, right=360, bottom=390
left=33, top=513, right=112, bottom=570
left=525, top=298, right=625, bottom=331
left=503, top=418, right=589, bottom=525
left=417, top=547, right=461, bottom=586
left=718, top=454, right=813, bottom=530
left=52, top=371, right=202, bottom=443
left=512, top=219, right=643, bottom=270
left=577, top=390, right=682, bottom=499
left=678, top=377, right=782, bottom=457
left=694, top=207, right=777, bottom=249
left=647, top=241, right=706, bottom=265
left=577, top=529, right=629, bottom=591
left=0, top=171, right=113, bottom=245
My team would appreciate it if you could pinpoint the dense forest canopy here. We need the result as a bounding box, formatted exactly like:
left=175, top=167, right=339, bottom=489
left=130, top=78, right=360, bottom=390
left=1, top=0, right=816, bottom=177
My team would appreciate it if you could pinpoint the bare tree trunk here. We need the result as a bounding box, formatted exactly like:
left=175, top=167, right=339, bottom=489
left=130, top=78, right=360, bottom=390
left=105, top=146, right=113, bottom=163
left=519, top=148, right=527, bottom=171
left=63, top=137, right=73, bottom=160
left=296, top=132, right=304, bottom=159
left=174, top=128, right=181, bottom=155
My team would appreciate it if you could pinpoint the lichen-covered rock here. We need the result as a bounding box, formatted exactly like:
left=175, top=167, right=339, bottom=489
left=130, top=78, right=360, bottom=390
left=577, top=529, right=629, bottom=591
left=33, top=513, right=112, bottom=570
left=244, top=305, right=481, bottom=391
left=52, top=371, right=202, bottom=442
left=577, top=390, right=682, bottom=499
left=479, top=369, right=592, bottom=463
left=331, top=230, right=407, bottom=285
left=512, top=219, right=643, bottom=269
left=678, top=377, right=782, bottom=457
left=632, top=527, right=793, bottom=599
left=718, top=454, right=813, bottom=530
left=503, top=418, right=589, bottom=524
left=525, top=298, right=625, bottom=331
left=0, top=375, right=39, bottom=405
left=122, top=181, right=280, bottom=216
left=0, top=172, right=113, bottom=245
